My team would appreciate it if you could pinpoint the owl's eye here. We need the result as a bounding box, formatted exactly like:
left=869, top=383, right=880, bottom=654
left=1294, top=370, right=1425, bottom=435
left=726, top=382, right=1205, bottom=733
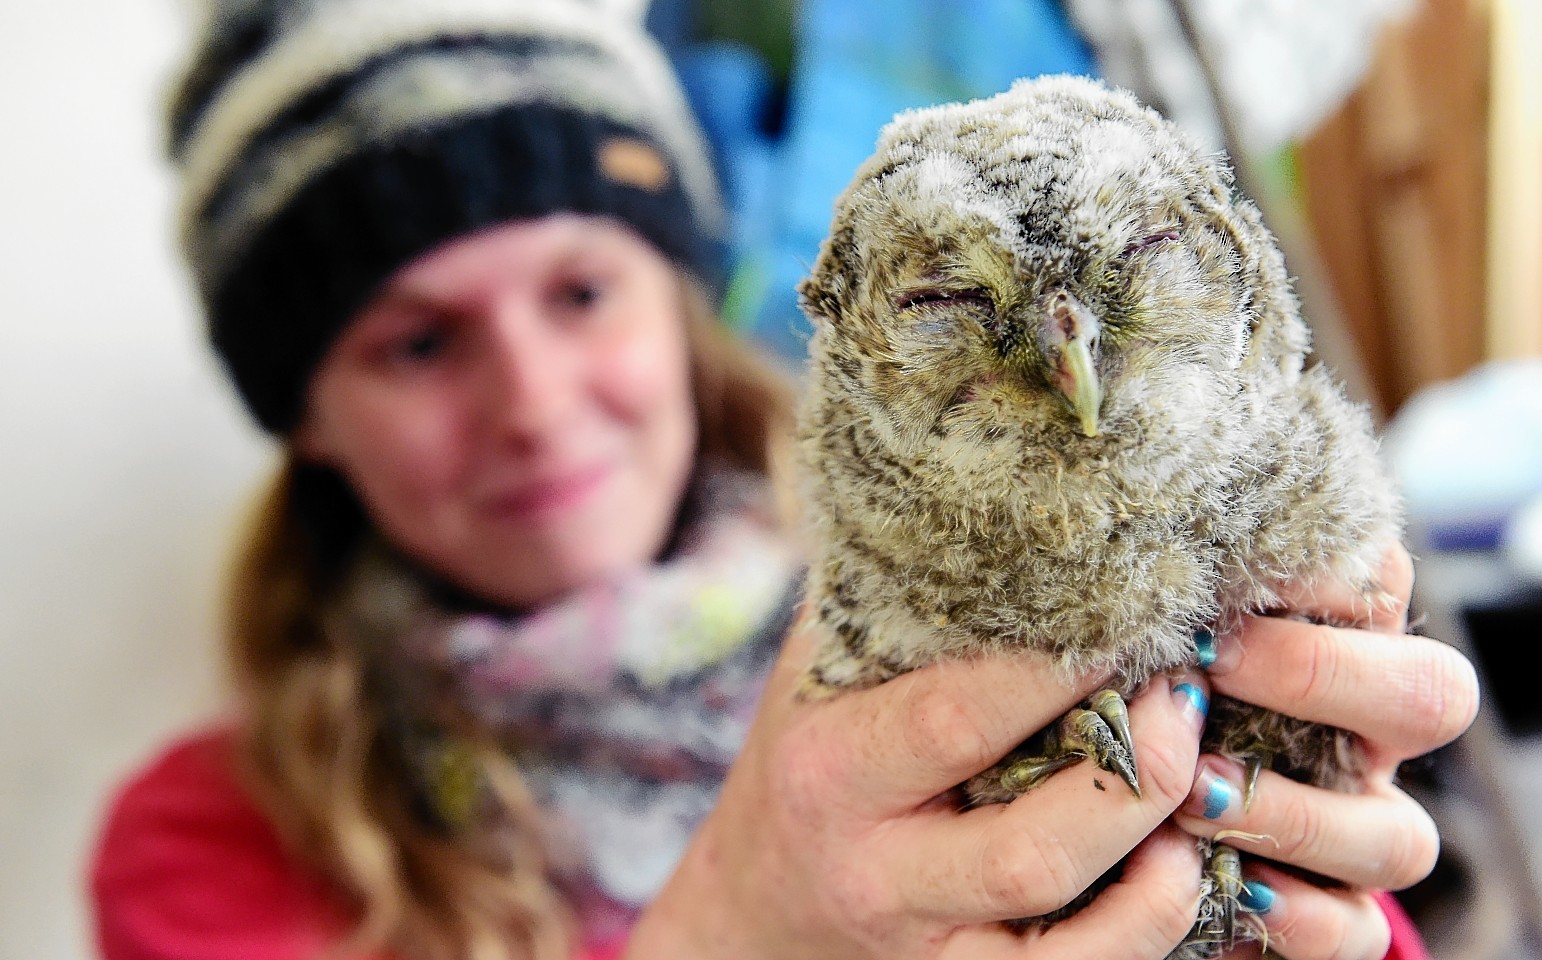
left=894, top=288, right=995, bottom=316
left=1120, top=231, right=1180, bottom=258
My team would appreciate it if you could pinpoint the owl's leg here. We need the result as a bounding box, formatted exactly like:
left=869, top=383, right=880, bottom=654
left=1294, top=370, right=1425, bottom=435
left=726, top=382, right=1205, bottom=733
left=995, top=688, right=1140, bottom=797
left=1194, top=843, right=1241, bottom=946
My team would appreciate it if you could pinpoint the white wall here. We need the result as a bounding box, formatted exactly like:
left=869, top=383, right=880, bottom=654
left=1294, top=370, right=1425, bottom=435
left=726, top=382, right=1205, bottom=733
left=0, top=2, right=276, bottom=955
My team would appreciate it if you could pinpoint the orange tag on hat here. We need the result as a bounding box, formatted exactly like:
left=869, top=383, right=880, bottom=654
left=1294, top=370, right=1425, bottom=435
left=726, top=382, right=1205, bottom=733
left=598, top=137, right=671, bottom=192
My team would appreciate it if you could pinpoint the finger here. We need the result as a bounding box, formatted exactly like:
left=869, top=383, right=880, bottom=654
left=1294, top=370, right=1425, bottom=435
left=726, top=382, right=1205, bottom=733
left=1221, top=864, right=1392, bottom=960
left=941, top=824, right=1202, bottom=960
left=781, top=619, right=1116, bottom=810
left=1270, top=542, right=1413, bottom=634
left=1174, top=757, right=1439, bottom=890
left=888, top=673, right=1207, bottom=922
left=1205, top=619, right=1479, bottom=757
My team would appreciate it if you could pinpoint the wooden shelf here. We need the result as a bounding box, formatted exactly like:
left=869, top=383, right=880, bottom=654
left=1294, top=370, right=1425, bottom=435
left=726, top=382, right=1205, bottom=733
left=1485, top=0, right=1542, bottom=360
left=1296, top=0, right=1540, bottom=416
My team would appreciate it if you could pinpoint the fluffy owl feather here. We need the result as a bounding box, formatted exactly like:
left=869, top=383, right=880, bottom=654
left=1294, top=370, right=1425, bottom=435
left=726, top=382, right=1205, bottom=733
left=794, top=74, right=1402, bottom=957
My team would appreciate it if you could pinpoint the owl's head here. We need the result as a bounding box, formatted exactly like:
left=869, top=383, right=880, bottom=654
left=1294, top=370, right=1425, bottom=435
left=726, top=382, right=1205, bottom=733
left=799, top=75, right=1308, bottom=461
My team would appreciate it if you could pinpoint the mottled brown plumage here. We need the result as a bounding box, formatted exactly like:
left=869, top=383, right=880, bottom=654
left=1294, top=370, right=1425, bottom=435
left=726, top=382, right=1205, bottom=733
left=793, top=75, right=1402, bottom=957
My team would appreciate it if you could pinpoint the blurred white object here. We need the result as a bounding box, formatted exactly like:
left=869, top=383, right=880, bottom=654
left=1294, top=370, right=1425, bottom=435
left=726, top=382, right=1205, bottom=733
left=1065, top=0, right=1412, bottom=154
left=1383, top=359, right=1542, bottom=552
left=1504, top=494, right=1542, bottom=584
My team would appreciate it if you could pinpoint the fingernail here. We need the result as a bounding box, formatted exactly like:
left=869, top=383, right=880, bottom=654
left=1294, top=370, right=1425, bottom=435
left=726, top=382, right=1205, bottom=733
left=1185, top=761, right=1240, bottom=822
left=1194, top=629, right=1218, bottom=667
left=1172, top=680, right=1209, bottom=725
left=1238, top=880, right=1276, bottom=915
left=1194, top=628, right=1241, bottom=675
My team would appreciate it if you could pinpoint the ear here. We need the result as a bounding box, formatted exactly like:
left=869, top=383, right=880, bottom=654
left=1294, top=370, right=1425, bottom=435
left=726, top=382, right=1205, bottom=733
left=1219, top=193, right=1310, bottom=377
left=797, top=220, right=857, bottom=329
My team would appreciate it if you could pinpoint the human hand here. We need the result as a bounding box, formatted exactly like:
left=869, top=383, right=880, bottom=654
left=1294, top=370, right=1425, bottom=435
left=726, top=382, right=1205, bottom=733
left=1178, top=544, right=1481, bottom=960
left=627, top=612, right=1213, bottom=960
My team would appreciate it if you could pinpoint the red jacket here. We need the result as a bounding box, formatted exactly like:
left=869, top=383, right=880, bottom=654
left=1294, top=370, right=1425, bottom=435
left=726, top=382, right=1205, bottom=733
left=91, top=729, right=626, bottom=960
left=91, top=728, right=1423, bottom=960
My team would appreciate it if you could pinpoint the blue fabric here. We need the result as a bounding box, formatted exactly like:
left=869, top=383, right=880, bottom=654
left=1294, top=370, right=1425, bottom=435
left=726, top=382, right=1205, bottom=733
left=664, top=0, right=1098, bottom=359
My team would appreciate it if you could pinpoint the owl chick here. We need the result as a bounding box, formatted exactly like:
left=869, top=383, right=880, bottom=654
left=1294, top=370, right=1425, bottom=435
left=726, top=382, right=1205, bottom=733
left=794, top=74, right=1402, bottom=957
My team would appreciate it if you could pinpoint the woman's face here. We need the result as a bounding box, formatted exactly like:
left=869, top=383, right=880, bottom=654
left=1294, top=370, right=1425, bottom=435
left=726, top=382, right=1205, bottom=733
left=298, top=214, right=697, bottom=608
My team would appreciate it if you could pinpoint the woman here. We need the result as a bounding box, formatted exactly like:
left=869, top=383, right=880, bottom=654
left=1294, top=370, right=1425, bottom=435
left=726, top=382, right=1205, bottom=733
left=92, top=2, right=1477, bottom=959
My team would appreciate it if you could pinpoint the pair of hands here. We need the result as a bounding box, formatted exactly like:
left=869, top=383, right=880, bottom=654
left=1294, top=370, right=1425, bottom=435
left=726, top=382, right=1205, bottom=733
left=628, top=546, right=1479, bottom=960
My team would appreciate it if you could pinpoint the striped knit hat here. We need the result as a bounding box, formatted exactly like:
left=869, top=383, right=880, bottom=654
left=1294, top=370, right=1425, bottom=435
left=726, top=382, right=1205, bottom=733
left=168, top=0, right=726, bottom=433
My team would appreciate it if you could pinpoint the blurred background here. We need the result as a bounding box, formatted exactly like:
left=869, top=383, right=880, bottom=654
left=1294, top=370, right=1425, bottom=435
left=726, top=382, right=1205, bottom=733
left=1, top=0, right=1537, bottom=957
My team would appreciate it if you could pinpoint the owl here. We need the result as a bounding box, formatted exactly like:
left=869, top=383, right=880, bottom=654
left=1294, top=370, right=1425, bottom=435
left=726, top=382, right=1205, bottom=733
left=794, top=75, right=1402, bottom=957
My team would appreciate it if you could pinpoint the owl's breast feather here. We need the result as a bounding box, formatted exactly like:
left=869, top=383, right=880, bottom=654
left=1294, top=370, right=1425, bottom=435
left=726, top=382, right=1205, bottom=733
left=824, top=433, right=1234, bottom=677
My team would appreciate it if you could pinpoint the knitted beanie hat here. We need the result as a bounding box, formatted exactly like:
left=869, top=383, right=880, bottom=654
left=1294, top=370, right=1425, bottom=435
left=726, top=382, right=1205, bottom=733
left=168, top=0, right=727, bottom=433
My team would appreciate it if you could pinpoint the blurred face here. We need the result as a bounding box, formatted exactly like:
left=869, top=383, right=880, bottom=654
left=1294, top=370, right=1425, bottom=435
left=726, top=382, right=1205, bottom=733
left=296, top=214, right=697, bottom=608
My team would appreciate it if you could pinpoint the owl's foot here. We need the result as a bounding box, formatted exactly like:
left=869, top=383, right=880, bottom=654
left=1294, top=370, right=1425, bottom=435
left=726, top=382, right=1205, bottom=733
left=999, top=688, right=1139, bottom=797
left=1086, top=688, right=1138, bottom=789
left=1191, top=843, right=1249, bottom=950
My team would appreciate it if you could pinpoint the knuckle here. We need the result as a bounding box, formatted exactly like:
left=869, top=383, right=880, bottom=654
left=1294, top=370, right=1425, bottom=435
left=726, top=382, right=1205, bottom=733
left=1398, top=696, right=1451, bottom=757
left=1343, top=546, right=1416, bottom=632
left=1422, top=645, right=1481, bottom=748
left=1274, top=890, right=1390, bottom=960
left=1117, top=892, right=1195, bottom=959
left=1307, top=901, right=1357, bottom=960
left=983, top=829, right=1083, bottom=915
left=1342, top=897, right=1394, bottom=960
left=1276, top=790, right=1330, bottom=864
left=1393, top=641, right=1481, bottom=752
left=1380, top=545, right=1415, bottom=607
left=1381, top=805, right=1441, bottom=889
left=1288, top=622, right=1346, bottom=710
left=824, top=859, right=897, bottom=932
left=767, top=720, right=850, bottom=819
left=904, top=688, right=997, bottom=774
left=1134, top=730, right=1196, bottom=812
left=1137, top=875, right=1203, bottom=949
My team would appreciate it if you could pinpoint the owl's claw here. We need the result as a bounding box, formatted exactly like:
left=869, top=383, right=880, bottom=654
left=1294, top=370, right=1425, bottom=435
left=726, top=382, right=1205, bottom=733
left=1000, top=753, right=1084, bottom=793
left=1014, top=691, right=1140, bottom=797
left=1194, top=843, right=1245, bottom=948
left=1088, top=688, right=1137, bottom=790
left=979, top=690, right=1139, bottom=803
left=1056, top=689, right=1140, bottom=797
left=1241, top=751, right=1270, bottom=811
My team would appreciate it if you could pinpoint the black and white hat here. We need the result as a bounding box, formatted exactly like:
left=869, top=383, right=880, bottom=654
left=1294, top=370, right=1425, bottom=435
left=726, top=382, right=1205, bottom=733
left=168, top=0, right=727, bottom=433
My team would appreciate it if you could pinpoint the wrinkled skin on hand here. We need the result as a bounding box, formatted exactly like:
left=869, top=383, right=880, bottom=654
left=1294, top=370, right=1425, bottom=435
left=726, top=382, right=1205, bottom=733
left=631, top=613, right=1211, bottom=960
left=1175, top=544, right=1479, bottom=960
left=626, top=545, right=1478, bottom=960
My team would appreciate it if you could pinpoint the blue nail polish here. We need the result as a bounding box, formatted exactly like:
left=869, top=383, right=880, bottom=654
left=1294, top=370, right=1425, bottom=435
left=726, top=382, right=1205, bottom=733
left=1194, top=629, right=1217, bottom=668
left=1202, top=777, right=1234, bottom=820
left=1174, top=682, right=1209, bottom=718
left=1238, top=881, right=1275, bottom=915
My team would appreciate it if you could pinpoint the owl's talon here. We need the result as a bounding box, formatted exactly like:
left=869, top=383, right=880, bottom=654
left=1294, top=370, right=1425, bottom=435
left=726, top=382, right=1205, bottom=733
left=1054, top=704, right=1140, bottom=797
left=966, top=690, right=1141, bottom=804
left=1088, top=688, right=1137, bottom=786
left=1001, top=753, right=1083, bottom=794
left=1241, top=751, right=1270, bottom=811
left=987, top=693, right=1139, bottom=799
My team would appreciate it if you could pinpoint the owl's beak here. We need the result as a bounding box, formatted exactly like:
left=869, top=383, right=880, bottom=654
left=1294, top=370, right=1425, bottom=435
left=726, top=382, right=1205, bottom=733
left=1041, top=291, right=1103, bottom=437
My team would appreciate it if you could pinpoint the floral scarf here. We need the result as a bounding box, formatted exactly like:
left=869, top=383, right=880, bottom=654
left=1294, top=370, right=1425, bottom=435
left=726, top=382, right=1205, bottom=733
left=335, top=468, right=803, bottom=941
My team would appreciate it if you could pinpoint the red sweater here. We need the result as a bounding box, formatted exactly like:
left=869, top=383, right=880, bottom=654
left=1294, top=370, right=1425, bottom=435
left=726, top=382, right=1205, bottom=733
left=91, top=728, right=1424, bottom=960
left=91, top=729, right=626, bottom=960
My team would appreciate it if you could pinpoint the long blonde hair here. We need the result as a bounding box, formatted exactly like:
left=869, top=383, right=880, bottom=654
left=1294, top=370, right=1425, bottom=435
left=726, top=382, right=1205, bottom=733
left=224, top=279, right=796, bottom=960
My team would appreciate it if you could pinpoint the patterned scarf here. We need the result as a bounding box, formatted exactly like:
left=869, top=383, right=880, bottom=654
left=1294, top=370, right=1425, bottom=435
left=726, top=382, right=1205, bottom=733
left=335, top=468, right=802, bottom=941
